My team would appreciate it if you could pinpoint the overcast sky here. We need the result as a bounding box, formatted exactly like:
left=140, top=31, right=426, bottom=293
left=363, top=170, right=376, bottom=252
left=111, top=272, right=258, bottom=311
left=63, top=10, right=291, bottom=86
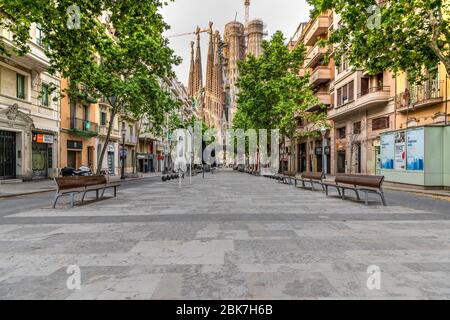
left=161, top=0, right=312, bottom=85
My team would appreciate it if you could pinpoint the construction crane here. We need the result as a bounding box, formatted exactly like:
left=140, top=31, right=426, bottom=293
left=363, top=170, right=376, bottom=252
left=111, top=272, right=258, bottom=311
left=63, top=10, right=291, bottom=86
left=167, top=22, right=213, bottom=39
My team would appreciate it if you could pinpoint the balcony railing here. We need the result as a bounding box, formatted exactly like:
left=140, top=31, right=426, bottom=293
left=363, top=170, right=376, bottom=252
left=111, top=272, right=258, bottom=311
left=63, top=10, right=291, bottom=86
left=69, top=118, right=98, bottom=132
left=125, top=135, right=138, bottom=145
left=396, top=80, right=444, bottom=112
left=357, top=86, right=391, bottom=98
left=329, top=86, right=391, bottom=120
left=305, top=43, right=327, bottom=69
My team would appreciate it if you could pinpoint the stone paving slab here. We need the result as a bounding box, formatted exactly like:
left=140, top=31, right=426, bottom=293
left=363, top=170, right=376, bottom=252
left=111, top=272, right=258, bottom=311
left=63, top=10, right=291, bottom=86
left=0, top=171, right=450, bottom=299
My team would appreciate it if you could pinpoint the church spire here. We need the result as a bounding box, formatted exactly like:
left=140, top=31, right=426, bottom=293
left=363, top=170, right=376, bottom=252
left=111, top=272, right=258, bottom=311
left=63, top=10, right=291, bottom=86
left=205, top=22, right=214, bottom=94
left=187, top=41, right=195, bottom=98
left=193, top=26, right=203, bottom=99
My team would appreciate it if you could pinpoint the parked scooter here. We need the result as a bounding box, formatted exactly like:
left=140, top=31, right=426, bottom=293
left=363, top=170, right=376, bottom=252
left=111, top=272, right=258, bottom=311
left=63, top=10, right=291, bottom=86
left=61, top=166, right=93, bottom=177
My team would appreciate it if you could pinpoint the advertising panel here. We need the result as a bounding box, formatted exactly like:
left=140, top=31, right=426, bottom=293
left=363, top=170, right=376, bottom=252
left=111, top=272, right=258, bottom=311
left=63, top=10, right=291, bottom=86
left=407, top=128, right=425, bottom=171
left=381, top=132, right=395, bottom=169
left=394, top=131, right=406, bottom=170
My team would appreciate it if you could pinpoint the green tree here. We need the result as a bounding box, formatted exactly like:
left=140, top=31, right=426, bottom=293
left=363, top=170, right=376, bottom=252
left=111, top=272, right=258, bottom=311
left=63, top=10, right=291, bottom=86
left=307, top=0, right=450, bottom=82
left=0, top=0, right=181, bottom=174
left=233, top=31, right=327, bottom=152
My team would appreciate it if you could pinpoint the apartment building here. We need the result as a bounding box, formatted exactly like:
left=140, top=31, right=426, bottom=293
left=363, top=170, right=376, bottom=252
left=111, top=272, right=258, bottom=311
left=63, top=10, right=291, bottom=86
left=59, top=79, right=98, bottom=173
left=287, top=11, right=334, bottom=174
left=327, top=12, right=395, bottom=176
left=0, top=24, right=60, bottom=181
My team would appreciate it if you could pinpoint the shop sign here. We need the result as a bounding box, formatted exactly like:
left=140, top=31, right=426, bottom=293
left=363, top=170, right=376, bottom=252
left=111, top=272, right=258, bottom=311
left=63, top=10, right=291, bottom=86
left=315, top=147, right=322, bottom=156
left=107, top=144, right=115, bottom=152
left=120, top=148, right=128, bottom=158
left=33, top=133, right=54, bottom=144
left=137, top=153, right=148, bottom=160
left=324, top=146, right=331, bottom=155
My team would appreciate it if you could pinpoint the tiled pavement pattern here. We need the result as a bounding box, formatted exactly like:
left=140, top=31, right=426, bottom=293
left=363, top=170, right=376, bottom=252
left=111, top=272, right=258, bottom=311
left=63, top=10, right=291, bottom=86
left=0, top=171, right=450, bottom=299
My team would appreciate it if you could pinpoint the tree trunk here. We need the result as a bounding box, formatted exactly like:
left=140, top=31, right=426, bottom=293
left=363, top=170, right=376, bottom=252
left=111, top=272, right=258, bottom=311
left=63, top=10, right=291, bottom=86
left=134, top=117, right=144, bottom=174
left=96, top=104, right=118, bottom=175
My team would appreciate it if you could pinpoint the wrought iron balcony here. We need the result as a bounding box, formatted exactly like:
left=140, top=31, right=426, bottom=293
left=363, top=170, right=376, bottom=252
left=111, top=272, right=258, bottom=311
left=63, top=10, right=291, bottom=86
left=396, top=80, right=444, bottom=112
left=68, top=118, right=98, bottom=137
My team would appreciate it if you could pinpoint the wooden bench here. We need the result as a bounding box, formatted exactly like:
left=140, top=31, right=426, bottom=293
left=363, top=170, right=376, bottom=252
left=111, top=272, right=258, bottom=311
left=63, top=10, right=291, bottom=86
left=323, top=174, right=387, bottom=206
left=279, top=171, right=296, bottom=185
left=53, top=175, right=121, bottom=208
left=295, top=172, right=325, bottom=191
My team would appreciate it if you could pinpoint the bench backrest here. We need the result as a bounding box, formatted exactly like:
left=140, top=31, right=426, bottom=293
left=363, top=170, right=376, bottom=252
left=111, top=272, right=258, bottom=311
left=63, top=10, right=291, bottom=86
left=55, top=175, right=107, bottom=190
left=335, top=174, right=384, bottom=188
left=302, top=172, right=324, bottom=181
left=283, top=171, right=296, bottom=177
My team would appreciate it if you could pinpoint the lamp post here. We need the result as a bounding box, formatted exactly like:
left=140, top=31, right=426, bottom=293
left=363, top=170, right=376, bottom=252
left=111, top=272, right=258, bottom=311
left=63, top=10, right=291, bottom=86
left=121, top=125, right=127, bottom=180
left=321, top=127, right=328, bottom=175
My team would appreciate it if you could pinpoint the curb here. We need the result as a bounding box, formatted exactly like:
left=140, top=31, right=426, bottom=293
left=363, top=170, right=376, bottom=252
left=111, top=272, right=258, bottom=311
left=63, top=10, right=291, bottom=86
left=0, top=175, right=163, bottom=199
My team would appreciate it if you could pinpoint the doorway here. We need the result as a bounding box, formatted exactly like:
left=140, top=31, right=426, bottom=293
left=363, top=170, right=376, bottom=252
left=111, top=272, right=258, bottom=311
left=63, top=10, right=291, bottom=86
left=67, top=150, right=77, bottom=168
left=337, top=150, right=346, bottom=174
left=298, top=143, right=306, bottom=173
left=0, top=130, right=16, bottom=179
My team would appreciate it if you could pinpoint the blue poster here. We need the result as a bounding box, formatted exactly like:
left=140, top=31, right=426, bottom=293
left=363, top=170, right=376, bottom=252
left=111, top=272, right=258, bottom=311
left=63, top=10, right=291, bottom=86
left=381, top=132, right=395, bottom=169
left=407, top=128, right=425, bottom=171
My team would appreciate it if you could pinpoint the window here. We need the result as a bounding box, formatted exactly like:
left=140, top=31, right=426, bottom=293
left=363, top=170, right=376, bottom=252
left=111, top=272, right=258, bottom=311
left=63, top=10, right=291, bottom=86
left=129, top=125, right=133, bottom=136
left=41, top=83, right=49, bottom=106
left=36, top=24, right=44, bottom=46
left=337, top=127, right=346, bottom=139
left=101, top=112, right=107, bottom=126
left=372, top=117, right=390, bottom=131
left=16, top=74, right=25, bottom=99
left=353, top=121, right=362, bottom=135
left=337, top=54, right=349, bottom=74
left=336, top=81, right=354, bottom=107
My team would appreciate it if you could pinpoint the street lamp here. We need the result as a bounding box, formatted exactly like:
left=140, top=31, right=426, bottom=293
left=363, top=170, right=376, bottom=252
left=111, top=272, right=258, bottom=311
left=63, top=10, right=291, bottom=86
left=320, top=127, right=328, bottom=175
left=121, top=125, right=127, bottom=180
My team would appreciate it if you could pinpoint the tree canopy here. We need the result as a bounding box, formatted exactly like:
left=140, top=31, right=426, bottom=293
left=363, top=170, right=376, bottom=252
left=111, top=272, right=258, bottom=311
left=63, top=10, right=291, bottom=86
left=0, top=0, right=182, bottom=173
left=307, top=0, right=450, bottom=82
left=233, top=31, right=327, bottom=139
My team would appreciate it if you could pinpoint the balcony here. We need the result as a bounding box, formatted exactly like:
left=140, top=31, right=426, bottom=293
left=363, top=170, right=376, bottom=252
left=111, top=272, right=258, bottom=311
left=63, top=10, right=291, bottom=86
left=125, top=135, right=138, bottom=145
left=306, top=91, right=331, bottom=112
left=309, top=66, right=331, bottom=87
left=1, top=30, right=50, bottom=72
left=304, top=15, right=329, bottom=46
left=68, top=118, right=98, bottom=137
left=396, top=80, right=444, bottom=113
left=305, top=43, right=327, bottom=69
left=328, top=86, right=391, bottom=120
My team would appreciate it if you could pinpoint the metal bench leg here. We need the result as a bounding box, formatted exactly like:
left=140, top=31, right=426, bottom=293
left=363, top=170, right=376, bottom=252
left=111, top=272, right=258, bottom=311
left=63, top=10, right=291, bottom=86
left=96, top=190, right=99, bottom=199
left=355, top=189, right=361, bottom=201
left=114, top=186, right=117, bottom=197
left=342, top=188, right=345, bottom=200
left=365, top=191, right=369, bottom=206
left=81, top=191, right=87, bottom=204
left=101, top=187, right=106, bottom=198
left=53, top=193, right=60, bottom=209
left=380, top=189, right=387, bottom=206
left=294, top=179, right=297, bottom=187
left=325, top=185, right=329, bottom=196
left=310, top=180, right=315, bottom=191
left=70, top=193, right=75, bottom=208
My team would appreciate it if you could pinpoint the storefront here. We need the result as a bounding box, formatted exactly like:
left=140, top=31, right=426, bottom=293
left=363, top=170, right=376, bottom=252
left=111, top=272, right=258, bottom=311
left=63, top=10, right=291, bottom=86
left=380, top=125, right=450, bottom=188
left=31, top=132, right=55, bottom=179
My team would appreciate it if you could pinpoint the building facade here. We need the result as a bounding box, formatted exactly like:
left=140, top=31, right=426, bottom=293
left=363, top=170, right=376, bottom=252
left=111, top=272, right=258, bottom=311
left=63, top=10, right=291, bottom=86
left=0, top=24, right=60, bottom=181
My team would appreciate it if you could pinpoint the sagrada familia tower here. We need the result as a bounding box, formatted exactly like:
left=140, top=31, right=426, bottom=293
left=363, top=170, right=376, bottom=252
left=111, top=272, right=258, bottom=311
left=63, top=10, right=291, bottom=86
left=187, top=0, right=265, bottom=132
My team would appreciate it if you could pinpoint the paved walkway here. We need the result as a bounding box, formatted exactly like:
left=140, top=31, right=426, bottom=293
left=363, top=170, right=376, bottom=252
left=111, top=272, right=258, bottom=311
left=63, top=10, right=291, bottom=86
left=0, top=171, right=450, bottom=299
